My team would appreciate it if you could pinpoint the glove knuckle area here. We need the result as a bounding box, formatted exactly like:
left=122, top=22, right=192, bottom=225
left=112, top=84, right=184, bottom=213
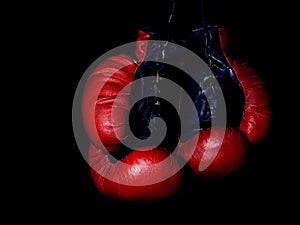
left=88, top=143, right=184, bottom=201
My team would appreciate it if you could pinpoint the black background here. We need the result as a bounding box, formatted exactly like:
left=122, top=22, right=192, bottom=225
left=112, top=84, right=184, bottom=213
left=18, top=0, right=294, bottom=222
left=69, top=0, right=283, bottom=219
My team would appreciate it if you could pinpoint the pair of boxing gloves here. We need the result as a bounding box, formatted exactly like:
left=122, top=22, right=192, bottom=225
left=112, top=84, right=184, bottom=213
left=81, top=26, right=271, bottom=201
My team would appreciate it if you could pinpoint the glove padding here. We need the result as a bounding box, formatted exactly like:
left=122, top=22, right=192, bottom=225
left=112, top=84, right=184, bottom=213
left=178, top=127, right=247, bottom=177
left=89, top=143, right=184, bottom=201
left=82, top=31, right=150, bottom=152
left=82, top=54, right=137, bottom=152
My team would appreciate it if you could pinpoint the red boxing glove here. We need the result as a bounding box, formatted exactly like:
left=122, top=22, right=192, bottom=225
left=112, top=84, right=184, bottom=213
left=81, top=31, right=184, bottom=201
left=177, top=26, right=271, bottom=177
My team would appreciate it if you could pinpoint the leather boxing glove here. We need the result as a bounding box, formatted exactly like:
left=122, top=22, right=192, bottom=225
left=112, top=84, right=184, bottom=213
left=175, top=26, right=271, bottom=177
left=81, top=31, right=184, bottom=201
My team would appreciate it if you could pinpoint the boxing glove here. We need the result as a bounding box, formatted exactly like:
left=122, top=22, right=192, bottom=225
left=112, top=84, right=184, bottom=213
left=175, top=26, right=271, bottom=177
left=81, top=30, right=184, bottom=201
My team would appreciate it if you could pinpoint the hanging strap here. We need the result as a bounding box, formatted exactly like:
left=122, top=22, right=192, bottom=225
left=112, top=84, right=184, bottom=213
left=199, top=0, right=211, bottom=61
left=165, top=0, right=178, bottom=42
left=199, top=0, right=207, bottom=28
left=166, top=0, right=208, bottom=39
